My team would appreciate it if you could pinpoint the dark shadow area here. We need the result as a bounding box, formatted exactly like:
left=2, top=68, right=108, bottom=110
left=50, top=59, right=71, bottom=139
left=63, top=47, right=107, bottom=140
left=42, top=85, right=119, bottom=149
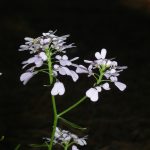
left=0, top=0, right=150, bottom=149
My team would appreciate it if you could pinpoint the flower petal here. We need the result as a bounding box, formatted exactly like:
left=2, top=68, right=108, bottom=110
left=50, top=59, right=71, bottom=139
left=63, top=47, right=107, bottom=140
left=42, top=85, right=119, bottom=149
left=86, top=88, right=99, bottom=102
left=72, top=145, right=79, bottom=150
left=95, top=52, right=101, bottom=59
left=95, top=86, right=102, bottom=92
left=70, top=70, right=79, bottom=82
left=114, top=82, right=126, bottom=91
left=20, top=72, right=35, bottom=85
left=101, top=48, right=107, bottom=59
left=51, top=82, right=65, bottom=96
left=110, top=76, right=118, bottom=82
left=102, top=83, right=110, bottom=90
left=76, top=65, right=88, bottom=73
left=60, top=60, right=72, bottom=66
left=55, top=55, right=62, bottom=60
left=35, top=58, right=43, bottom=67
left=39, top=52, right=47, bottom=61
left=62, top=55, right=68, bottom=60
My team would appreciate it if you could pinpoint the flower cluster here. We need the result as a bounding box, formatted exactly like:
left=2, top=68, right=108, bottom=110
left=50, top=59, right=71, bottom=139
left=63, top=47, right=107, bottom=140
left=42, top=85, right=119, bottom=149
left=44, top=127, right=87, bottom=150
left=19, top=31, right=80, bottom=95
left=76, top=48, right=127, bottom=102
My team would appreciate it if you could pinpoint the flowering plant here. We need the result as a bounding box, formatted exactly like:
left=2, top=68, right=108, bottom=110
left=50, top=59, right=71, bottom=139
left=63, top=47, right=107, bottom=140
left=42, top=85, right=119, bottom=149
left=19, top=30, right=127, bottom=150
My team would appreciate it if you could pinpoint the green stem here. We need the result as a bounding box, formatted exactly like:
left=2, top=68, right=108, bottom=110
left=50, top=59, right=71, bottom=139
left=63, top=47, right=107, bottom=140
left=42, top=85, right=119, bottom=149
left=97, top=67, right=105, bottom=85
left=58, top=96, right=87, bottom=117
left=49, top=95, right=58, bottom=150
left=64, top=145, right=68, bottom=150
left=45, top=47, right=57, bottom=150
left=46, top=48, right=53, bottom=84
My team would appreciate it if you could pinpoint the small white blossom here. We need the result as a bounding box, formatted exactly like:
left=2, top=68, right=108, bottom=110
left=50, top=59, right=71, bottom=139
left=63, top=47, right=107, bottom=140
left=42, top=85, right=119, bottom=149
left=86, top=88, right=99, bottom=102
left=51, top=81, right=65, bottom=96
left=86, top=83, right=110, bottom=102
left=0, top=73, right=2, bottom=76
left=95, top=48, right=107, bottom=59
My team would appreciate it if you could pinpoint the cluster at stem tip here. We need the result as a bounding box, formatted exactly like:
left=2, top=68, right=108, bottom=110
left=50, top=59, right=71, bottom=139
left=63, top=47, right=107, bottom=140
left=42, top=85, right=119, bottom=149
left=43, top=127, right=87, bottom=150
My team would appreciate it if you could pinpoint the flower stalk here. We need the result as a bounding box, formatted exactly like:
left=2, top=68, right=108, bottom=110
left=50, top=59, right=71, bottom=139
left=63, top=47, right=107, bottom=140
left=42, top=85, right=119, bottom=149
left=58, top=96, right=87, bottom=117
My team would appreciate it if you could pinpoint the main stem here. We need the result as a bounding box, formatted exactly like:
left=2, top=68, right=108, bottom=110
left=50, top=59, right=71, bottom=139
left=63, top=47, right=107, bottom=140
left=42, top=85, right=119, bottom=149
left=49, top=96, right=58, bottom=150
left=46, top=48, right=57, bottom=150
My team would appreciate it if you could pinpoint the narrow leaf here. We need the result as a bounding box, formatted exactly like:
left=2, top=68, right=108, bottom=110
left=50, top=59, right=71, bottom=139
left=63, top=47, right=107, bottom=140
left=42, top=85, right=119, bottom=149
left=59, top=117, right=87, bottom=130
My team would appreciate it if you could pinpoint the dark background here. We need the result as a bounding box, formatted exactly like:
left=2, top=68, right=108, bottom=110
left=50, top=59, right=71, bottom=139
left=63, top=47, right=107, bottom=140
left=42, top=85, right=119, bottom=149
left=0, top=0, right=150, bottom=149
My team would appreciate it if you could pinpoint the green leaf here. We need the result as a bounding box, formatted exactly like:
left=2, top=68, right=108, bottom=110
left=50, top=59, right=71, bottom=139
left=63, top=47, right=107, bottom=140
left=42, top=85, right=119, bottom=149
left=59, top=117, right=87, bottom=130
left=14, top=144, right=21, bottom=150
left=0, top=136, right=4, bottom=142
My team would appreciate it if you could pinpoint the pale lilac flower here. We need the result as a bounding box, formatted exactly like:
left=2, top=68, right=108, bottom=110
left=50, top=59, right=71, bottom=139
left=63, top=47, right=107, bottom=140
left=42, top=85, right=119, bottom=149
left=86, top=88, right=98, bottom=102
left=95, top=48, right=107, bottom=59
left=19, top=31, right=74, bottom=53
left=51, top=81, right=65, bottom=96
left=22, top=52, right=47, bottom=69
left=86, top=83, right=110, bottom=102
left=55, top=55, right=79, bottom=66
left=19, top=30, right=77, bottom=86
left=83, top=48, right=127, bottom=102
left=20, top=72, right=37, bottom=85
left=53, top=55, right=79, bottom=82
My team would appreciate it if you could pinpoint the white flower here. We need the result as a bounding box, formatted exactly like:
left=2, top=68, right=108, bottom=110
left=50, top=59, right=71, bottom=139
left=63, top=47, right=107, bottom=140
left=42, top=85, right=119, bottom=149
left=20, top=72, right=37, bottom=85
left=0, top=73, right=2, bottom=76
left=86, top=83, right=111, bottom=102
left=53, top=64, right=79, bottom=82
left=55, top=55, right=79, bottom=66
left=51, top=82, right=65, bottom=96
left=95, top=48, right=107, bottom=59
left=39, top=52, right=47, bottom=61
left=22, top=52, right=47, bottom=69
left=86, top=88, right=99, bottom=102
